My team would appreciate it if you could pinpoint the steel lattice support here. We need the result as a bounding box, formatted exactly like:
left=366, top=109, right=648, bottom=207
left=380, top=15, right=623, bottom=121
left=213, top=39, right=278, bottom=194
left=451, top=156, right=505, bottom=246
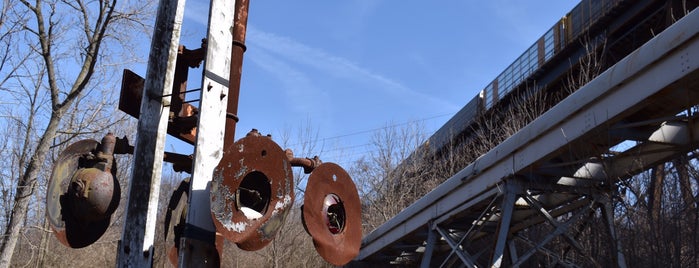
left=416, top=178, right=629, bottom=268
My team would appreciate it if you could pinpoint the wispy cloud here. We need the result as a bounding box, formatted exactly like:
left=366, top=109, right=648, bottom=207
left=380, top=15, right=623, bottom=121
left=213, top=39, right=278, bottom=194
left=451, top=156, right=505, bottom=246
left=246, top=48, right=330, bottom=114
left=246, top=26, right=458, bottom=111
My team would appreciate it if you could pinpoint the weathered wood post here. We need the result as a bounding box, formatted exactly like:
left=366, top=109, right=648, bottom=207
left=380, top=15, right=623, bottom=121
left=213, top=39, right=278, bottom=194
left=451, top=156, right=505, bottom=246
left=116, top=0, right=186, bottom=266
left=178, top=0, right=246, bottom=266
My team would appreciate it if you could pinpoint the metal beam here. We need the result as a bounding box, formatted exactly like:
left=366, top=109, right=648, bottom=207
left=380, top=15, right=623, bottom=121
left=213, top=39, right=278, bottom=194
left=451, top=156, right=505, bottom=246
left=511, top=202, right=592, bottom=267
left=435, top=226, right=477, bottom=268
left=602, top=195, right=628, bottom=268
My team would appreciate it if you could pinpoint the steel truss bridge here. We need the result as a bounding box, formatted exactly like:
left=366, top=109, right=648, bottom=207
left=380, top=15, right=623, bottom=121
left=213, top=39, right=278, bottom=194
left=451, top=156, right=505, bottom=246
left=352, top=4, right=699, bottom=268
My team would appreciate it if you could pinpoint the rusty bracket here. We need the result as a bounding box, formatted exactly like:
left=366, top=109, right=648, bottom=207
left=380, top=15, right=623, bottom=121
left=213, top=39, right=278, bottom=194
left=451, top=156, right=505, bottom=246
left=119, top=40, right=207, bottom=145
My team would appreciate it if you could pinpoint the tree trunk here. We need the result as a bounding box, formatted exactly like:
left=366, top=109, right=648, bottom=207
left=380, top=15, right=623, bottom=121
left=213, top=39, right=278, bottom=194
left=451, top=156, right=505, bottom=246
left=0, top=113, right=62, bottom=266
left=673, top=158, right=695, bottom=210
left=648, top=165, right=665, bottom=224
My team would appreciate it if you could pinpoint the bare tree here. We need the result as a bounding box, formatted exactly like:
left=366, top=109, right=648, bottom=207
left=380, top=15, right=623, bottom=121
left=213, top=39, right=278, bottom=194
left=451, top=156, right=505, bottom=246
left=353, top=121, right=432, bottom=231
left=0, top=0, right=155, bottom=265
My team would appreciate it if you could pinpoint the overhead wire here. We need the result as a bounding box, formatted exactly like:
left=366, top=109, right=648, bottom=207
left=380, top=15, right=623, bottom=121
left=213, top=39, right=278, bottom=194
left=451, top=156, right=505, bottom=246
left=285, top=111, right=455, bottom=150
left=284, top=111, right=458, bottom=168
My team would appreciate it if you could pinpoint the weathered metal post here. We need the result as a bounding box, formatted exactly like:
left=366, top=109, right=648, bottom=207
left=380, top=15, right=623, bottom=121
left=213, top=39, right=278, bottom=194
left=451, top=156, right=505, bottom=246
left=116, top=0, right=186, bottom=266
left=177, top=0, right=248, bottom=266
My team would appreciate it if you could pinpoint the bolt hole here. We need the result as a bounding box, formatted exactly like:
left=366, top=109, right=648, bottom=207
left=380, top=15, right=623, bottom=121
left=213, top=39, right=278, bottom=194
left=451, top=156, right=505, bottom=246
left=261, top=150, right=267, bottom=157
left=332, top=174, right=337, bottom=182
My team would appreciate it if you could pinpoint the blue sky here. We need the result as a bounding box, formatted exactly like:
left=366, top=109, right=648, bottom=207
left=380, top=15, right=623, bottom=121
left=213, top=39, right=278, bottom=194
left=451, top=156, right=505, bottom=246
left=172, top=1, right=579, bottom=167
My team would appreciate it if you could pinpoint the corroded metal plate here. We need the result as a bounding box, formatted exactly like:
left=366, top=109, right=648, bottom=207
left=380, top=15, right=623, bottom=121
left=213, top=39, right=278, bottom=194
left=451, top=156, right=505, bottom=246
left=303, top=162, right=361, bottom=266
left=211, top=135, right=294, bottom=251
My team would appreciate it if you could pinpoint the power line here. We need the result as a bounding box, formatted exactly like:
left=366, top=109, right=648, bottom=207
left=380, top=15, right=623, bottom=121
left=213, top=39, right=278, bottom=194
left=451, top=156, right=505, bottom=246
left=286, top=111, right=455, bottom=148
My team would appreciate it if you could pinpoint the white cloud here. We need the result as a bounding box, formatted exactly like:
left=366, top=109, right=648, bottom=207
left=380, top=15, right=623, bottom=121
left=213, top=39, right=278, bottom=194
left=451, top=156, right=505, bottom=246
left=246, top=26, right=459, bottom=111
left=246, top=48, right=329, bottom=115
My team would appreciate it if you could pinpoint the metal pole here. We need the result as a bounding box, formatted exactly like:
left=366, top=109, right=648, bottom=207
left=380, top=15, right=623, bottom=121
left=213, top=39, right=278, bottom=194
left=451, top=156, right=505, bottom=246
left=116, top=0, right=186, bottom=266
left=223, top=0, right=249, bottom=145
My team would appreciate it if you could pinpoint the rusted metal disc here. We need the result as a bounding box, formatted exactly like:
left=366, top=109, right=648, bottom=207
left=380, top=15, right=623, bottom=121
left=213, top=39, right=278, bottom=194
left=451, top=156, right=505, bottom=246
left=303, top=162, right=361, bottom=266
left=211, top=135, right=294, bottom=251
left=46, top=139, right=118, bottom=248
left=164, top=178, right=189, bottom=266
left=164, top=178, right=223, bottom=266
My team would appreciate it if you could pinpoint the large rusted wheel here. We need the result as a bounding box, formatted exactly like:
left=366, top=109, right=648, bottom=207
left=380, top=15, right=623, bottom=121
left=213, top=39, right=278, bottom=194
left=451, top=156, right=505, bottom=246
left=163, top=178, right=190, bottom=266
left=46, top=139, right=119, bottom=248
left=302, top=162, right=361, bottom=266
left=211, top=134, right=294, bottom=251
left=162, top=178, right=224, bottom=266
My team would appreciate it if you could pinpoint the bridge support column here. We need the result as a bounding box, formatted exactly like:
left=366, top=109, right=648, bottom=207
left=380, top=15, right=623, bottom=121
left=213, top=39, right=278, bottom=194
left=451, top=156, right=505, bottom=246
left=420, top=223, right=438, bottom=268
left=491, top=181, right=519, bottom=267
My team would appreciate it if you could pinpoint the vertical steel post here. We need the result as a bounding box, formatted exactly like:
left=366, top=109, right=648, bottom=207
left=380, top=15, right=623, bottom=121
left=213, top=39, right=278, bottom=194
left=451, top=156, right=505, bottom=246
left=491, top=182, right=518, bottom=268
left=116, top=0, right=186, bottom=266
left=420, top=223, right=438, bottom=268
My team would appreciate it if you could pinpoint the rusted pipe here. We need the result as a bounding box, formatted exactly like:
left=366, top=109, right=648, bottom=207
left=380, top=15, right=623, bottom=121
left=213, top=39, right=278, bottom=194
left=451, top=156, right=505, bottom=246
left=243, top=129, right=323, bottom=173
left=223, top=0, right=250, bottom=146
left=284, top=149, right=322, bottom=174
left=96, top=133, right=116, bottom=171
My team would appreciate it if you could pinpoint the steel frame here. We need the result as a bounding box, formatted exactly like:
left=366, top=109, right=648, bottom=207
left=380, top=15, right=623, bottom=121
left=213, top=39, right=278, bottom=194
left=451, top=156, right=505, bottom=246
left=356, top=7, right=699, bottom=267
left=417, top=178, right=623, bottom=267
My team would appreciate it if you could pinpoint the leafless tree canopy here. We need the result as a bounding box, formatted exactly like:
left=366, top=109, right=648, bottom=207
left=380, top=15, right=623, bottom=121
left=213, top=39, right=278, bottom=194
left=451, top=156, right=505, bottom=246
left=0, top=0, right=155, bottom=266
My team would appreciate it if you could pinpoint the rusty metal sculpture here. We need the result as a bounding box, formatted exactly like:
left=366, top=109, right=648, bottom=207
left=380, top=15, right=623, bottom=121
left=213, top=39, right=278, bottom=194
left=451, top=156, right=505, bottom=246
left=303, top=162, right=362, bottom=266
left=210, top=129, right=295, bottom=251
left=163, top=178, right=189, bottom=265
left=46, top=134, right=120, bottom=248
left=164, top=178, right=224, bottom=266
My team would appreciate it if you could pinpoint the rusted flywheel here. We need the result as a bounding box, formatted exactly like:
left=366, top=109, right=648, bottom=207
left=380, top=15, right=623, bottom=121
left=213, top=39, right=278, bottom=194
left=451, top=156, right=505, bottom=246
left=46, top=135, right=120, bottom=248
left=210, top=132, right=294, bottom=251
left=302, top=162, right=361, bottom=266
left=163, top=178, right=190, bottom=266
left=164, top=178, right=222, bottom=267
